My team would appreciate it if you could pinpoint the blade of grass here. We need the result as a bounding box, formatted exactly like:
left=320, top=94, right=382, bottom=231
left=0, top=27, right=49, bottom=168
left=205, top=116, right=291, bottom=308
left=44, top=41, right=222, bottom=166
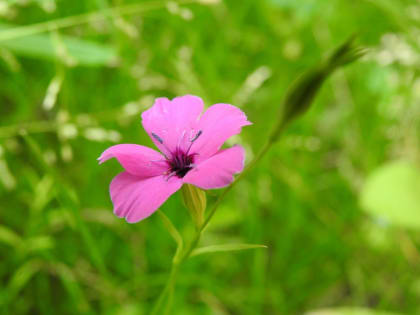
left=191, top=244, right=267, bottom=257
left=0, top=0, right=200, bottom=42
left=157, top=210, right=183, bottom=264
left=21, top=133, right=109, bottom=279
left=0, top=23, right=117, bottom=66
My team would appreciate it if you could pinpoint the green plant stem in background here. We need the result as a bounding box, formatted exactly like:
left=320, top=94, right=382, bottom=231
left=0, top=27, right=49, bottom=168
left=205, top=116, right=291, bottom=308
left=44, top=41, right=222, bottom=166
left=152, top=37, right=365, bottom=314
left=21, top=133, right=110, bottom=280
left=0, top=0, right=201, bottom=42
left=151, top=262, right=180, bottom=315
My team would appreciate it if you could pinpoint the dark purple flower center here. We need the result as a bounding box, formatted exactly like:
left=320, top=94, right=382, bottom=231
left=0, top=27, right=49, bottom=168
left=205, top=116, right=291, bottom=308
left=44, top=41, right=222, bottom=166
left=152, top=130, right=203, bottom=179
left=167, top=149, right=196, bottom=178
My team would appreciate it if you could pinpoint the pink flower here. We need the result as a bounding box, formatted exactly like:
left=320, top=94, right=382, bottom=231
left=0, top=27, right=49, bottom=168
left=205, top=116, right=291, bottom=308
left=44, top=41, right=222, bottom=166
left=98, top=95, right=251, bottom=223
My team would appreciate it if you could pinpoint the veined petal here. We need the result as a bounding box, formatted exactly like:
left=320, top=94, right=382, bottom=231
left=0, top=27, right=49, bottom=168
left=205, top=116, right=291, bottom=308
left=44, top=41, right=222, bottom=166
left=183, top=145, right=245, bottom=189
left=141, top=95, right=204, bottom=156
left=110, top=172, right=182, bottom=223
left=98, top=144, right=167, bottom=178
left=190, top=103, right=251, bottom=163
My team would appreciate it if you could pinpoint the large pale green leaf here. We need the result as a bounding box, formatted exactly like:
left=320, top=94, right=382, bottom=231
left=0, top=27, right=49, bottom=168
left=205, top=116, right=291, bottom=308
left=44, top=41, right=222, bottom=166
left=360, top=161, right=420, bottom=229
left=306, top=307, right=402, bottom=315
left=0, top=23, right=117, bottom=66
left=191, top=243, right=267, bottom=257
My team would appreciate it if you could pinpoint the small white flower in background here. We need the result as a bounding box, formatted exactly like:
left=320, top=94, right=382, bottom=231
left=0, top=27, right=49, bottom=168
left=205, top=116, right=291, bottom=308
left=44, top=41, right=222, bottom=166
left=107, top=130, right=122, bottom=143
left=61, top=144, right=73, bottom=162
left=58, top=124, right=78, bottom=140
left=83, top=128, right=108, bottom=142
left=198, top=0, right=221, bottom=4
left=83, top=128, right=121, bottom=143
left=43, top=150, right=57, bottom=165
left=123, top=102, right=142, bottom=116
left=180, top=9, right=193, bottom=21
left=43, top=75, right=62, bottom=111
left=56, top=110, right=70, bottom=123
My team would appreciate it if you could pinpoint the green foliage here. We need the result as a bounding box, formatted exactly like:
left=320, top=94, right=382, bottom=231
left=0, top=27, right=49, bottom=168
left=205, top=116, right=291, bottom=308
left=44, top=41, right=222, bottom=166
left=0, top=0, right=419, bottom=314
left=0, top=23, right=117, bottom=66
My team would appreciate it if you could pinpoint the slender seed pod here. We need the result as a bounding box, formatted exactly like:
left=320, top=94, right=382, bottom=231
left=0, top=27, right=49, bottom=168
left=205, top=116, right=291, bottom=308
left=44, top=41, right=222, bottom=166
left=270, top=36, right=366, bottom=142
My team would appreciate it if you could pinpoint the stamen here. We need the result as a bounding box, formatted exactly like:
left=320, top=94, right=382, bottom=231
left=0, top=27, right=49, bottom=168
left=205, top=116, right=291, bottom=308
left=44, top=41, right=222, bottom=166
left=186, top=130, right=203, bottom=154
left=191, top=130, right=202, bottom=142
left=151, top=133, right=164, bottom=144
left=177, top=130, right=187, bottom=151
left=151, top=132, right=172, bottom=158
left=165, top=171, right=177, bottom=181
left=149, top=159, right=168, bottom=164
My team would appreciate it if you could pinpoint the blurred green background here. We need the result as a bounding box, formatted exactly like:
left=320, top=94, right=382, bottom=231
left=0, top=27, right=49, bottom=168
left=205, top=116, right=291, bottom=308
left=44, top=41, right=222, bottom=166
left=0, top=0, right=419, bottom=314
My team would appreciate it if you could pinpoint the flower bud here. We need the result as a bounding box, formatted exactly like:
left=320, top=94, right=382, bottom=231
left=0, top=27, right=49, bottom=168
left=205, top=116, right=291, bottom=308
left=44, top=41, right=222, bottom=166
left=270, top=36, right=365, bottom=142
left=181, top=184, right=206, bottom=229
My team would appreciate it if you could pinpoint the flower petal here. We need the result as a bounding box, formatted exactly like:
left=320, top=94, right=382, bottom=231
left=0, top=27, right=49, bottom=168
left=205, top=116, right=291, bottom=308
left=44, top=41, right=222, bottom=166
left=190, top=103, right=251, bottom=163
left=183, top=145, right=245, bottom=189
left=98, top=144, right=167, bottom=178
left=141, top=95, right=204, bottom=156
left=110, top=172, right=182, bottom=223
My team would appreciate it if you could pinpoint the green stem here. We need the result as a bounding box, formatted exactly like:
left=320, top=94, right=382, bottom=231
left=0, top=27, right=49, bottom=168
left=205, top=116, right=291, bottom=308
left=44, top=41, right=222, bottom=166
left=151, top=120, right=288, bottom=314
left=151, top=137, right=278, bottom=314
left=0, top=0, right=200, bottom=42
left=150, top=139, right=275, bottom=314
left=151, top=262, right=180, bottom=315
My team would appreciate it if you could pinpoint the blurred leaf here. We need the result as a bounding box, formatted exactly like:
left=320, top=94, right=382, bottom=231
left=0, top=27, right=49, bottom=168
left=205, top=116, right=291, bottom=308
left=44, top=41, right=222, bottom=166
left=0, top=260, right=42, bottom=307
left=52, top=263, right=90, bottom=313
left=25, top=236, right=55, bottom=252
left=191, top=243, right=267, bottom=257
left=31, top=175, right=55, bottom=213
left=0, top=225, right=22, bottom=247
left=21, top=134, right=109, bottom=278
left=306, top=307, right=402, bottom=315
left=360, top=161, right=420, bottom=229
left=0, top=23, right=117, bottom=66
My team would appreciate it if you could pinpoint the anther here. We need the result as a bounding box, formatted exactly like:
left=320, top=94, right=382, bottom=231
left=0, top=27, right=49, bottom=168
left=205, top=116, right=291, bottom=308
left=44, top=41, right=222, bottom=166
left=185, top=130, right=203, bottom=155
left=151, top=133, right=164, bottom=144
left=191, top=130, right=202, bottom=142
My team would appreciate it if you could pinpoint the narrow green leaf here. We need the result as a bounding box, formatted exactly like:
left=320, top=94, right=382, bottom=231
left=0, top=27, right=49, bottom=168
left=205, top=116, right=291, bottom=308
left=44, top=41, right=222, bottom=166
left=0, top=225, right=23, bottom=247
left=0, top=23, right=117, bottom=66
left=360, top=160, right=420, bottom=230
left=52, top=263, right=91, bottom=313
left=25, top=236, right=55, bottom=252
left=0, top=0, right=199, bottom=42
left=157, top=210, right=183, bottom=263
left=191, top=243, right=267, bottom=257
left=0, top=260, right=42, bottom=307
left=21, top=134, right=109, bottom=278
